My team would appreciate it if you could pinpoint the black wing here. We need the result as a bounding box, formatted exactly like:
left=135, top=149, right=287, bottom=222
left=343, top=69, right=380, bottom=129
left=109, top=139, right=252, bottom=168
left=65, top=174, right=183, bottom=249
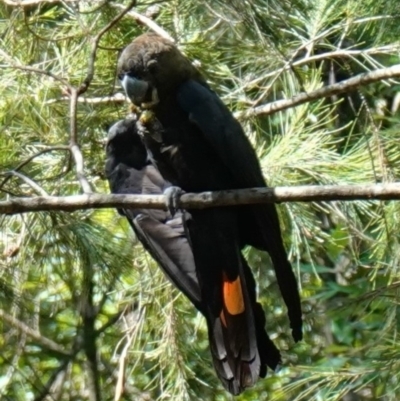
left=105, top=118, right=202, bottom=308
left=120, top=166, right=202, bottom=311
left=177, top=80, right=302, bottom=341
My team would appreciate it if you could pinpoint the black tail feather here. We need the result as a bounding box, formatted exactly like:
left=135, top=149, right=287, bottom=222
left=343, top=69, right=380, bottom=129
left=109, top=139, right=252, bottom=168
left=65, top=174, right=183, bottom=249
left=206, top=260, right=281, bottom=395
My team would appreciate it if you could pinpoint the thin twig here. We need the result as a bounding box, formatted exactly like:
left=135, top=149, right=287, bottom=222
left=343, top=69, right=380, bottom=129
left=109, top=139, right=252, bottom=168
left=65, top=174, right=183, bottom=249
left=8, top=146, right=70, bottom=173
left=45, top=93, right=126, bottom=105
left=0, top=309, right=69, bottom=356
left=69, top=87, right=93, bottom=194
left=67, top=1, right=136, bottom=194
left=74, top=0, right=110, bottom=14
left=3, top=183, right=400, bottom=215
left=228, top=45, right=400, bottom=101
left=95, top=311, right=124, bottom=336
left=1, top=171, right=48, bottom=196
left=101, top=357, right=155, bottom=401
left=111, top=2, right=174, bottom=42
left=235, top=64, right=400, bottom=119
left=69, top=143, right=92, bottom=193
left=33, top=337, right=82, bottom=401
left=0, top=146, right=70, bottom=191
left=0, top=63, right=70, bottom=86
left=0, top=49, right=70, bottom=87
left=2, top=332, right=27, bottom=394
left=77, top=0, right=137, bottom=95
left=33, top=359, right=70, bottom=401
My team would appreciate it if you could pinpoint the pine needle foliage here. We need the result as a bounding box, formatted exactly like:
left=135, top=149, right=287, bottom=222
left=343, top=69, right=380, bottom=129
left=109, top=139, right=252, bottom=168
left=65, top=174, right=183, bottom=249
left=1, top=0, right=400, bottom=400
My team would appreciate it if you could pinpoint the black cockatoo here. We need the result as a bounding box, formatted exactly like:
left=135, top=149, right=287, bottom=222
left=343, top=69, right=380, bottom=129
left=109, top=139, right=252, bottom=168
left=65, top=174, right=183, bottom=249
left=117, top=33, right=302, bottom=337
left=105, top=115, right=201, bottom=309
left=105, top=116, right=281, bottom=394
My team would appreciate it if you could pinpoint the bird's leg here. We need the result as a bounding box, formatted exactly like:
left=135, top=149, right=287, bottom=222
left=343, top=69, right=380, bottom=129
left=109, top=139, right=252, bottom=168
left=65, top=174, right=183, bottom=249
left=141, top=88, right=159, bottom=109
left=163, top=186, right=185, bottom=216
left=137, top=110, right=164, bottom=142
left=129, top=103, right=141, bottom=115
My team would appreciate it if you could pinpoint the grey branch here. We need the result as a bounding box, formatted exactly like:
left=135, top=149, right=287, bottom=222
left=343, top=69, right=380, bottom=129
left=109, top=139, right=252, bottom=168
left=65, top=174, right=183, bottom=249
left=69, top=88, right=93, bottom=194
left=45, top=93, right=126, bottom=105
left=69, top=143, right=93, bottom=194
left=0, top=309, right=69, bottom=356
left=2, top=183, right=400, bottom=215
left=67, top=1, right=136, bottom=195
left=2, top=171, right=48, bottom=196
left=77, top=0, right=137, bottom=95
left=111, top=3, right=174, bottom=42
left=236, top=64, right=400, bottom=119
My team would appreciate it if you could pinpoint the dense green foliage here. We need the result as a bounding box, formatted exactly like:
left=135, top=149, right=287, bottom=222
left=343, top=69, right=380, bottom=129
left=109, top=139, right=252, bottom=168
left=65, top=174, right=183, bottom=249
left=1, top=1, right=400, bottom=400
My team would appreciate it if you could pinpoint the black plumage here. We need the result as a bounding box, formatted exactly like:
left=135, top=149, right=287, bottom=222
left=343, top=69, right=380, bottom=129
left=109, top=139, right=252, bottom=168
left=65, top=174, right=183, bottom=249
left=105, top=116, right=281, bottom=394
left=117, top=33, right=302, bottom=341
left=116, top=33, right=303, bottom=394
left=105, top=116, right=201, bottom=309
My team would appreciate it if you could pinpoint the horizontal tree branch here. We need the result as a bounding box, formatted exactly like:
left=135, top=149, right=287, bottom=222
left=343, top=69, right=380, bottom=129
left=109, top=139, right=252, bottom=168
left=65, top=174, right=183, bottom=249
left=235, top=64, right=400, bottom=119
left=2, top=183, right=400, bottom=215
left=45, top=93, right=126, bottom=105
